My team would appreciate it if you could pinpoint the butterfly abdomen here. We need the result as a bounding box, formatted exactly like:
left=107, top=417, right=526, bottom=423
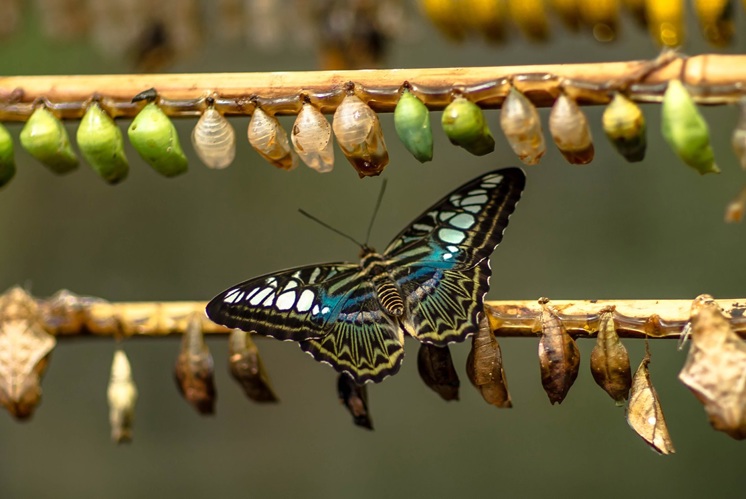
left=361, top=251, right=405, bottom=317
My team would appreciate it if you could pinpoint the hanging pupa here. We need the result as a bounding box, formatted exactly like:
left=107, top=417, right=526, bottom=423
left=174, top=313, right=216, bottom=415
left=19, top=107, right=79, bottom=174
left=549, top=93, right=594, bottom=164
left=500, top=86, right=545, bottom=165
left=646, top=0, right=684, bottom=46
left=679, top=295, right=746, bottom=440
left=107, top=349, right=138, bottom=444
left=394, top=88, right=433, bottom=163
left=602, top=92, right=647, bottom=162
left=661, top=79, right=719, bottom=175
left=419, top=0, right=466, bottom=41
left=724, top=186, right=746, bottom=223
left=538, top=299, right=580, bottom=404
left=128, top=102, right=188, bottom=177
left=442, top=96, right=495, bottom=156
left=693, top=0, right=734, bottom=47
left=506, top=0, right=549, bottom=41
left=332, top=92, right=389, bottom=177
left=417, top=343, right=460, bottom=401
left=463, top=0, right=506, bottom=41
left=191, top=103, right=236, bottom=170
left=732, top=98, right=746, bottom=170
left=590, top=307, right=632, bottom=405
left=0, top=123, right=16, bottom=188
left=465, top=317, right=512, bottom=408
left=228, top=329, right=278, bottom=403
left=337, top=373, right=373, bottom=430
left=77, top=102, right=129, bottom=184
left=578, top=0, right=618, bottom=41
left=291, top=102, right=335, bottom=173
left=627, top=349, right=675, bottom=454
left=248, top=107, right=298, bottom=171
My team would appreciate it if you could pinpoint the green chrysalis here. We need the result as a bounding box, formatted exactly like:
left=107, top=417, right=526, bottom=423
left=394, top=89, right=433, bottom=163
left=20, top=107, right=79, bottom=174
left=0, top=123, right=16, bottom=188
left=77, top=103, right=129, bottom=184
left=661, top=80, right=719, bottom=175
left=441, top=96, right=495, bottom=156
left=128, top=102, right=187, bottom=177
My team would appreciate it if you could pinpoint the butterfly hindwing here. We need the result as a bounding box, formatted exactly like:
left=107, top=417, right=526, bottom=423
left=299, top=278, right=405, bottom=383
left=386, top=168, right=525, bottom=344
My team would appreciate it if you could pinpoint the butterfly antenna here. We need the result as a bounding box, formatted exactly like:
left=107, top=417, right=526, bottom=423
left=298, top=209, right=365, bottom=249
left=364, top=179, right=387, bottom=246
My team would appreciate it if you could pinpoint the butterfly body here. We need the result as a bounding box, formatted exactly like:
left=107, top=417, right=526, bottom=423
left=207, top=168, right=526, bottom=384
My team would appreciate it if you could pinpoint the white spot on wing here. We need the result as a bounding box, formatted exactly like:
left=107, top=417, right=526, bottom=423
left=461, top=194, right=488, bottom=206
left=275, top=291, right=296, bottom=310
left=296, top=289, right=315, bottom=312
left=438, top=228, right=466, bottom=244
left=437, top=211, right=455, bottom=222
left=450, top=213, right=475, bottom=229
left=312, top=304, right=320, bottom=315
left=284, top=280, right=299, bottom=291
left=223, top=289, right=241, bottom=303
left=250, top=287, right=273, bottom=306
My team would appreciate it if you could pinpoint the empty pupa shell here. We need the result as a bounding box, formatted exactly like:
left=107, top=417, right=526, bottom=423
left=291, top=103, right=334, bottom=173
left=333, top=94, right=389, bottom=178
left=128, top=102, right=188, bottom=177
left=627, top=352, right=675, bottom=454
left=441, top=96, right=495, bottom=156
left=228, top=329, right=278, bottom=403
left=0, top=123, right=16, bottom=188
left=192, top=107, right=236, bottom=169
left=248, top=107, right=298, bottom=171
left=394, top=89, right=433, bottom=163
left=693, top=0, right=733, bottom=47
left=661, top=80, right=719, bottom=175
left=732, top=98, right=746, bottom=170
left=647, top=0, right=684, bottom=46
left=500, top=87, right=545, bottom=165
left=20, top=107, right=79, bottom=174
left=107, top=349, right=137, bottom=444
left=602, top=93, right=647, bottom=162
left=417, top=343, right=459, bottom=401
left=338, top=373, right=373, bottom=430
left=590, top=308, right=632, bottom=405
left=549, top=94, right=594, bottom=165
left=77, top=102, right=129, bottom=184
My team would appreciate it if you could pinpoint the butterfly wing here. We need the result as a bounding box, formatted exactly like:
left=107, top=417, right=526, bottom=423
left=206, top=263, right=360, bottom=341
left=206, top=263, right=405, bottom=384
left=385, top=168, right=525, bottom=345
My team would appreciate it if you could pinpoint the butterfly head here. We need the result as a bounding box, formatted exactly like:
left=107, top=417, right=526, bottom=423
left=358, top=244, right=377, bottom=259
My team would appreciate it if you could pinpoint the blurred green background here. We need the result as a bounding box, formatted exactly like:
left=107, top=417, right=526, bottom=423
left=1, top=3, right=745, bottom=498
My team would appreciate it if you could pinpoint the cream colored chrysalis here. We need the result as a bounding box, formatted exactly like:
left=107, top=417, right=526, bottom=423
left=332, top=90, right=389, bottom=178
left=549, top=93, right=594, bottom=165
left=107, top=349, right=137, bottom=444
left=192, top=100, right=235, bottom=170
left=291, top=101, right=334, bottom=173
left=248, top=106, right=298, bottom=171
left=500, top=87, right=545, bottom=165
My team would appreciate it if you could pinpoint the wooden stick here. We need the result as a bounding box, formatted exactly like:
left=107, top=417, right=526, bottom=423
left=1, top=54, right=745, bottom=121
left=35, top=290, right=746, bottom=340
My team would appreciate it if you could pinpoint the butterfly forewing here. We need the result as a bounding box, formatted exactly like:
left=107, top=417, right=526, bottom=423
left=206, top=263, right=360, bottom=341
left=386, top=168, right=525, bottom=344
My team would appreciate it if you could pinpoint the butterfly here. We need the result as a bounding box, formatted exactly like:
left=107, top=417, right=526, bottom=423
left=206, top=168, right=526, bottom=384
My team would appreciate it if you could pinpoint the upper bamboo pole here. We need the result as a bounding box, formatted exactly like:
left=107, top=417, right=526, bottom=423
left=1, top=54, right=744, bottom=121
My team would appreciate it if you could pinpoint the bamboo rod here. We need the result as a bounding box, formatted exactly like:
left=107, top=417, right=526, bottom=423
left=33, top=291, right=746, bottom=340
left=1, top=54, right=745, bottom=121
